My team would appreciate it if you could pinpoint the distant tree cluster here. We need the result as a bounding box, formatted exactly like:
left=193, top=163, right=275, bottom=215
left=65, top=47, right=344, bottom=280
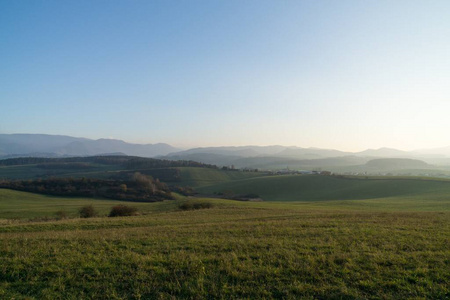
left=0, top=157, right=60, bottom=166
left=123, top=157, right=217, bottom=169
left=170, top=185, right=196, bottom=196
left=0, top=156, right=128, bottom=166
left=0, top=172, right=173, bottom=202
left=0, top=155, right=219, bottom=169
left=36, top=162, right=94, bottom=170
left=112, top=168, right=182, bottom=183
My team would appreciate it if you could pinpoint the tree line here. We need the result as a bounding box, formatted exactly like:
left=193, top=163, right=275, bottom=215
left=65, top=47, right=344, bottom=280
left=0, top=172, right=173, bottom=202
left=0, top=155, right=219, bottom=169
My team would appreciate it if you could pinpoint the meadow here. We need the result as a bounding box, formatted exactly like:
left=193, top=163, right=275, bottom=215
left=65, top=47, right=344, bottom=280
left=0, top=187, right=449, bottom=299
left=1, top=164, right=450, bottom=299
left=0, top=189, right=180, bottom=220
left=197, top=173, right=450, bottom=202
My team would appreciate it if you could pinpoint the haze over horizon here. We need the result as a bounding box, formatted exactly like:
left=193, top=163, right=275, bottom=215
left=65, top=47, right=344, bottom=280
left=1, top=1, right=449, bottom=152
left=3, top=132, right=450, bottom=155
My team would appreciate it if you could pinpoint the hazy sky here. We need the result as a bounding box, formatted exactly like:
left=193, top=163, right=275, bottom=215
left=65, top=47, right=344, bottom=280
left=1, top=1, right=449, bottom=151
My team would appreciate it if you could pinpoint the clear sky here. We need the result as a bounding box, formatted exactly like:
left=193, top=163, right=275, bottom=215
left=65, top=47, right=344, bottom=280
left=1, top=0, right=449, bottom=151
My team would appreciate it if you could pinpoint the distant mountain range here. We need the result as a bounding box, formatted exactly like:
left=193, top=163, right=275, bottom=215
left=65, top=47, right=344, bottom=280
left=163, top=145, right=450, bottom=172
left=0, top=134, right=179, bottom=158
left=2, top=134, right=450, bottom=173
left=165, top=145, right=416, bottom=160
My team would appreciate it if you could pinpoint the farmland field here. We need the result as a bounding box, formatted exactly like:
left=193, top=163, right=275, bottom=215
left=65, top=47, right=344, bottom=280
left=197, top=173, right=450, bottom=202
left=1, top=187, right=449, bottom=299
left=0, top=189, right=185, bottom=220
left=177, top=167, right=263, bottom=187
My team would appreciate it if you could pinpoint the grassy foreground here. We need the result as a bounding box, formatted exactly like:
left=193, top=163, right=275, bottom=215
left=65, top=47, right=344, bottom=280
left=1, top=194, right=449, bottom=299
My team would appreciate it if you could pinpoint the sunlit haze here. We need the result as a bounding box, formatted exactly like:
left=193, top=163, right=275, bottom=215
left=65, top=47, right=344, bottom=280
left=1, top=1, right=449, bottom=152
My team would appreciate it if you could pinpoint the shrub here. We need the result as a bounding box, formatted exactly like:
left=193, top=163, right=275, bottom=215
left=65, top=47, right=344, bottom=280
left=109, top=205, right=138, bottom=217
left=79, top=205, right=98, bottom=218
left=179, top=202, right=193, bottom=210
left=171, top=186, right=196, bottom=196
left=55, top=210, right=67, bottom=220
left=179, top=201, right=213, bottom=211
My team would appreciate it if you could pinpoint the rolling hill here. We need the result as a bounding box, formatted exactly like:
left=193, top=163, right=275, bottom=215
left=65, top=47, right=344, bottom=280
left=196, top=174, right=450, bottom=202
left=0, top=134, right=179, bottom=158
left=364, top=158, right=430, bottom=170
left=3, top=134, right=450, bottom=177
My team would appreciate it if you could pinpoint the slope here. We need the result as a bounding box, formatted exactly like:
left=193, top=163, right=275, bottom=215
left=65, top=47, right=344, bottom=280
left=178, top=167, right=264, bottom=187
left=197, top=174, right=450, bottom=202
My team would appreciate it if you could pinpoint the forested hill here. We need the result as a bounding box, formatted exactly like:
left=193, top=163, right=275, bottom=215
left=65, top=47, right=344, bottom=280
left=0, top=156, right=221, bottom=201
left=0, top=156, right=221, bottom=183
left=0, top=155, right=218, bottom=169
left=365, top=158, right=430, bottom=170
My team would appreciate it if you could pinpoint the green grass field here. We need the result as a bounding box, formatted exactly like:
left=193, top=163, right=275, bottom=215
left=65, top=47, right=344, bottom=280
left=0, top=189, right=198, bottom=220
left=178, top=167, right=264, bottom=187
left=196, top=174, right=450, bottom=203
left=1, top=186, right=449, bottom=222
left=0, top=192, right=449, bottom=299
left=1, top=172, right=450, bottom=299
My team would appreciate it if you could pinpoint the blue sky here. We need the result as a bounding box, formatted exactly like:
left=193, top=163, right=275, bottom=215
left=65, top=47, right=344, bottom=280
left=1, top=0, right=449, bottom=151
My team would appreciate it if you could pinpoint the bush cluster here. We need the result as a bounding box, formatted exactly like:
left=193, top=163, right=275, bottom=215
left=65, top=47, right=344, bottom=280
left=170, top=186, right=196, bottom=196
left=55, top=210, right=68, bottom=220
left=179, top=202, right=214, bottom=211
left=108, top=205, right=138, bottom=217
left=79, top=205, right=98, bottom=218
left=78, top=205, right=139, bottom=218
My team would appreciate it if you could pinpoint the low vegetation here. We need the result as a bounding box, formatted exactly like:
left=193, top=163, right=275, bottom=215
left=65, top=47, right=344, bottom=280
left=54, top=210, right=68, bottom=220
left=198, top=174, right=450, bottom=202
left=108, top=204, right=138, bottom=217
left=177, top=167, right=264, bottom=188
left=78, top=204, right=98, bottom=218
left=1, top=164, right=449, bottom=298
left=0, top=189, right=176, bottom=220
left=0, top=172, right=173, bottom=202
left=178, top=201, right=214, bottom=210
left=0, top=202, right=448, bottom=299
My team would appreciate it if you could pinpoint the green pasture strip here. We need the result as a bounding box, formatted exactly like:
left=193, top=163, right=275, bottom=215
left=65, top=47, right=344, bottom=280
left=178, top=167, right=264, bottom=187
left=0, top=207, right=448, bottom=299
left=197, top=174, right=450, bottom=202
left=1, top=186, right=450, bottom=222
left=340, top=174, right=450, bottom=181
left=0, top=189, right=184, bottom=220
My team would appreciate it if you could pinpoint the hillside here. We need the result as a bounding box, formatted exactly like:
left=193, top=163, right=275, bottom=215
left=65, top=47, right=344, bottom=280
left=177, top=167, right=264, bottom=188
left=365, top=158, right=430, bottom=170
left=164, top=145, right=450, bottom=173
left=3, top=134, right=450, bottom=175
left=356, top=147, right=411, bottom=158
left=0, top=156, right=217, bottom=180
left=197, top=174, right=450, bottom=202
left=2, top=156, right=450, bottom=204
left=0, top=189, right=179, bottom=219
